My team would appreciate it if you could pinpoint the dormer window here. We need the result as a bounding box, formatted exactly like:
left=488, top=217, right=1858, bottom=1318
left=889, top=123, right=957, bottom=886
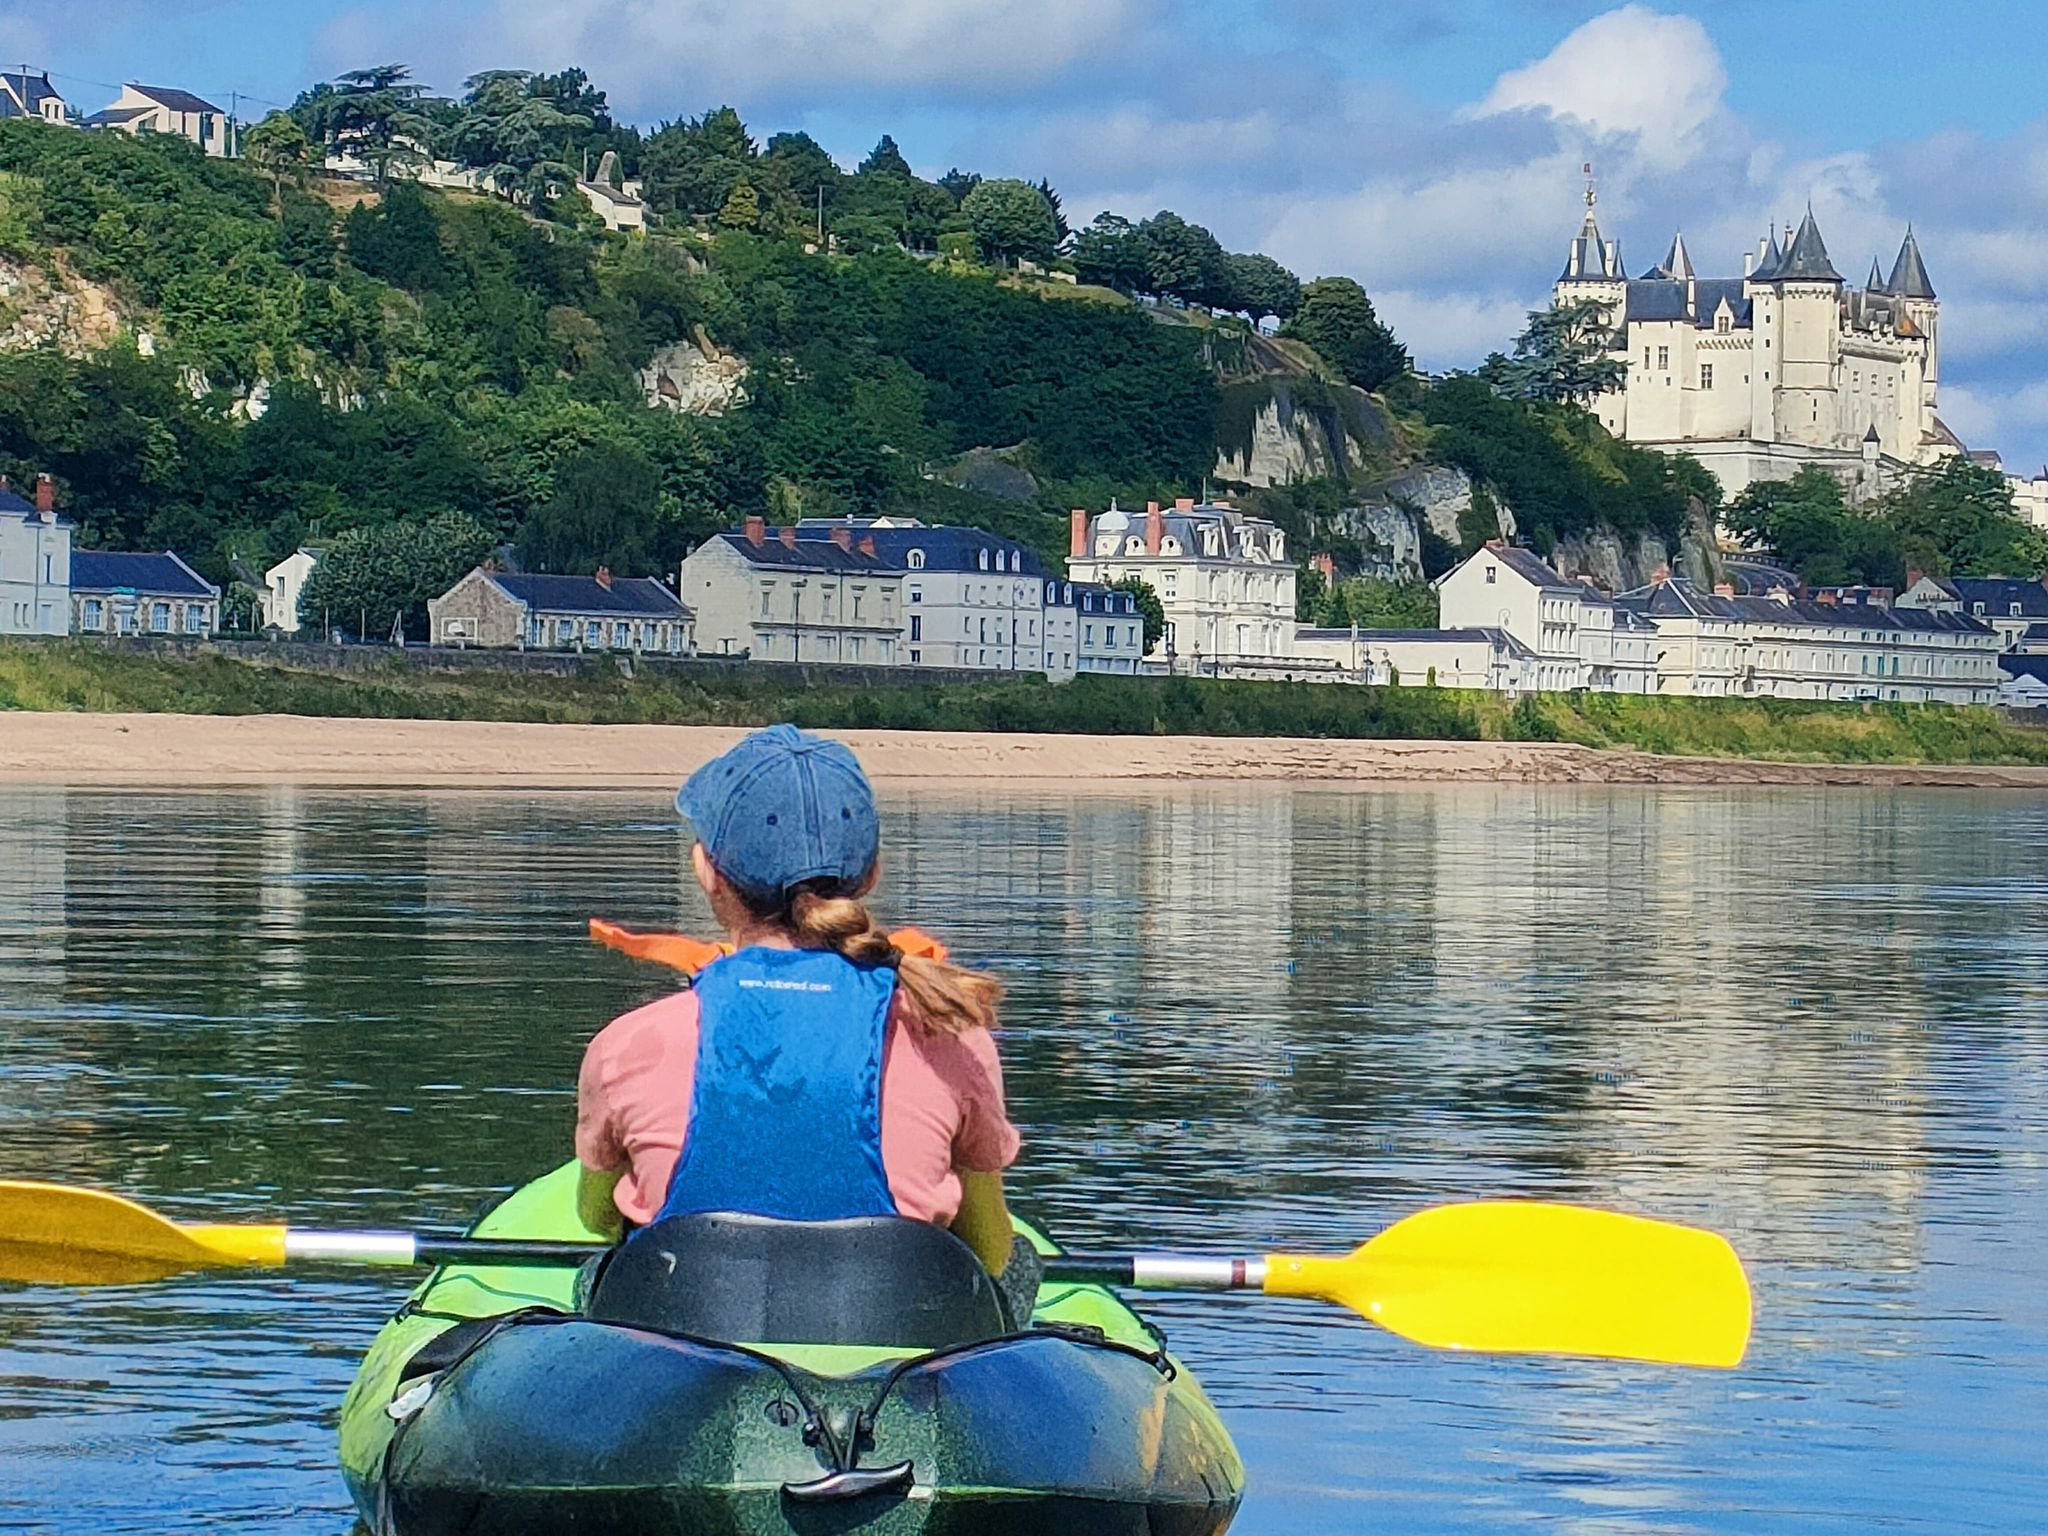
left=977, top=550, right=990, bottom=571
left=1124, top=536, right=1144, bottom=555
left=1161, top=537, right=1181, bottom=556
left=907, top=549, right=926, bottom=570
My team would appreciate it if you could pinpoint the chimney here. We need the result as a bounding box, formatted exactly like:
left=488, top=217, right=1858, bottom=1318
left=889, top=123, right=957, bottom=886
left=1712, top=581, right=1734, bottom=598
left=1174, top=497, right=1195, bottom=512
left=595, top=565, right=612, bottom=590
left=1145, top=501, right=1163, bottom=556
left=858, top=534, right=876, bottom=558
left=744, top=515, right=765, bottom=547
left=1312, top=552, right=1337, bottom=583
left=1651, top=563, right=1671, bottom=585
left=35, top=472, right=55, bottom=518
left=1069, top=508, right=1088, bottom=559
left=829, top=525, right=852, bottom=551
left=779, top=525, right=797, bottom=550
left=1484, top=538, right=1506, bottom=551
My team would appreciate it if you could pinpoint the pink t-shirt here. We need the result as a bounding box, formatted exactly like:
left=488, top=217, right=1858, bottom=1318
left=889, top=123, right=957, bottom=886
left=576, top=984, right=1021, bottom=1227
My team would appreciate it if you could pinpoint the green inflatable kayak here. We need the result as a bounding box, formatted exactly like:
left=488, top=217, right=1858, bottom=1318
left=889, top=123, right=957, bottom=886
left=340, top=1162, right=1245, bottom=1534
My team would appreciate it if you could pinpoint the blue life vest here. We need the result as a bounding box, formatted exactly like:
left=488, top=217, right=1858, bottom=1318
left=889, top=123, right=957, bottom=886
left=654, top=945, right=900, bottom=1224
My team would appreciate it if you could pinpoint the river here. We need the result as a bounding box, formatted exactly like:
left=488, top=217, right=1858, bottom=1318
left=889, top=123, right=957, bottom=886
left=1, top=784, right=2043, bottom=1532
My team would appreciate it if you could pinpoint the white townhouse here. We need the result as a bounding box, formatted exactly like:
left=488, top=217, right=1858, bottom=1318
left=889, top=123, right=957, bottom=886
left=0, top=71, right=68, bottom=125
left=1616, top=578, right=2000, bottom=703
left=0, top=476, right=70, bottom=636
left=1042, top=579, right=1145, bottom=680
left=1897, top=575, right=2048, bottom=654
left=830, top=523, right=1048, bottom=672
left=1066, top=500, right=1296, bottom=670
left=680, top=520, right=902, bottom=666
left=1436, top=543, right=1602, bottom=692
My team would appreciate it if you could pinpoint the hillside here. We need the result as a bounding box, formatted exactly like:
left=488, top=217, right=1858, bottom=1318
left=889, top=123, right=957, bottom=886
left=0, top=116, right=1719, bottom=620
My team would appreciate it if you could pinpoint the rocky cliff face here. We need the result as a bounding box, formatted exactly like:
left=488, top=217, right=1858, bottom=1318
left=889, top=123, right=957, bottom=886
left=1548, top=504, right=1721, bottom=592
left=640, top=327, right=748, bottom=415
left=1213, top=376, right=1399, bottom=488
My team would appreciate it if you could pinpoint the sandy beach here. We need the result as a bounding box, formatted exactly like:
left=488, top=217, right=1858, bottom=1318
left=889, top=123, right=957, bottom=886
left=4, top=711, right=2048, bottom=788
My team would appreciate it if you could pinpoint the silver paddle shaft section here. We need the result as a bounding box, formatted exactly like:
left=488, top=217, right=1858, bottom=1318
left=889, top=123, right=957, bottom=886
left=1130, top=1256, right=1268, bottom=1290
left=284, top=1230, right=419, bottom=1265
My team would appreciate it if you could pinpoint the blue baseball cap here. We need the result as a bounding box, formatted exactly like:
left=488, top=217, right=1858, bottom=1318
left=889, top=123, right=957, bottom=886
left=676, top=725, right=880, bottom=901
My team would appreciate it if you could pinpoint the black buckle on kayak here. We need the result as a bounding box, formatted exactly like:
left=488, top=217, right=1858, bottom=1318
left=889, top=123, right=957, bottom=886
left=782, top=1461, right=915, bottom=1503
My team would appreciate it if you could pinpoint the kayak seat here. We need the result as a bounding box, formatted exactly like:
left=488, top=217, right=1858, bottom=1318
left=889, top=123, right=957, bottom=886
left=585, top=1212, right=1010, bottom=1350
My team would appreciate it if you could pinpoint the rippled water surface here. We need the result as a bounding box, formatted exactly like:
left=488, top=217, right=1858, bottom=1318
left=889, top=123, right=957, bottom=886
left=2, top=784, right=2045, bottom=1532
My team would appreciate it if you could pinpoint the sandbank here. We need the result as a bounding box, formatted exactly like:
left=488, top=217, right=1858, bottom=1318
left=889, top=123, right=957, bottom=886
left=4, top=712, right=2048, bottom=789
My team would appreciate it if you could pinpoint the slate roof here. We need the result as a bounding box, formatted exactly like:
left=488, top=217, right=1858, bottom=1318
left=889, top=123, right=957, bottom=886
left=1559, top=213, right=1624, bottom=282
left=1946, top=578, right=2048, bottom=618
left=1769, top=210, right=1843, bottom=284
left=1298, top=625, right=1539, bottom=657
left=716, top=532, right=897, bottom=575
left=0, top=486, right=40, bottom=516
left=1617, top=578, right=1995, bottom=636
left=1482, top=545, right=1579, bottom=592
left=83, top=107, right=152, bottom=127
left=487, top=571, right=687, bottom=616
left=1887, top=229, right=1936, bottom=300
left=1, top=72, right=60, bottom=111
left=1622, top=276, right=1750, bottom=330
left=1998, top=653, right=2048, bottom=684
left=1754, top=227, right=1784, bottom=280
left=1646, top=233, right=1695, bottom=281
left=70, top=551, right=216, bottom=597
left=128, top=84, right=222, bottom=115
left=831, top=524, right=1047, bottom=577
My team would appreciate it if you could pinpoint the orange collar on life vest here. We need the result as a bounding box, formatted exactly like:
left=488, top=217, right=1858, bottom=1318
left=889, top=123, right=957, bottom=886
left=589, top=918, right=947, bottom=977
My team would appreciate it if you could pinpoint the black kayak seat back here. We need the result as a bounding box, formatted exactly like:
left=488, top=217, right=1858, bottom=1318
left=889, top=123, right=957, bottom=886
left=585, top=1211, right=1009, bottom=1350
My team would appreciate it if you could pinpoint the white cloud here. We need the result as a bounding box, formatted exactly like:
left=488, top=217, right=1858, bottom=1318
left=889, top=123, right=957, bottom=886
left=1470, top=5, right=1728, bottom=167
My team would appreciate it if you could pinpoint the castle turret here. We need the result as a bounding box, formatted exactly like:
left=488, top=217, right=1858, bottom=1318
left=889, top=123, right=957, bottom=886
left=1765, top=209, right=1844, bottom=448
left=1554, top=166, right=1626, bottom=310
left=1887, top=228, right=1939, bottom=420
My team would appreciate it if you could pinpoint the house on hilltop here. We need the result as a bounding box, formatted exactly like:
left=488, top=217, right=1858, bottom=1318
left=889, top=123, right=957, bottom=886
left=85, top=85, right=228, bottom=155
left=0, top=71, right=68, bottom=125
left=428, top=567, right=693, bottom=653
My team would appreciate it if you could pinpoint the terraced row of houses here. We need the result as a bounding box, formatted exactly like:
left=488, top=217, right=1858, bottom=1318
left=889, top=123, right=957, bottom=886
left=0, top=477, right=220, bottom=639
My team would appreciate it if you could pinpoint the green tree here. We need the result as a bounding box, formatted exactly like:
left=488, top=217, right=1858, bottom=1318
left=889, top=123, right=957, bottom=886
left=1487, top=299, right=1626, bottom=405
left=243, top=112, right=310, bottom=213
left=764, top=131, right=839, bottom=227
left=857, top=135, right=914, bottom=180
left=1071, top=213, right=1148, bottom=292
left=299, top=63, right=440, bottom=185
left=298, top=512, right=493, bottom=640
left=937, top=168, right=981, bottom=204
left=961, top=178, right=1057, bottom=267
left=718, top=180, right=760, bottom=230
left=1223, top=252, right=1301, bottom=323
left=1110, top=575, right=1166, bottom=653
left=448, top=70, right=591, bottom=214
left=1295, top=562, right=1327, bottom=622
left=1282, top=276, right=1409, bottom=391
left=641, top=106, right=757, bottom=217
left=1318, top=577, right=1439, bottom=629
left=1881, top=457, right=2048, bottom=578
left=1137, top=211, right=1227, bottom=306
left=343, top=181, right=447, bottom=292
left=516, top=440, right=662, bottom=574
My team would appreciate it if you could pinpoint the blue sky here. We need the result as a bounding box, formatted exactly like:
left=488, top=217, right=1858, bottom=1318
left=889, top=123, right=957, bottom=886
left=11, top=1, right=2048, bottom=474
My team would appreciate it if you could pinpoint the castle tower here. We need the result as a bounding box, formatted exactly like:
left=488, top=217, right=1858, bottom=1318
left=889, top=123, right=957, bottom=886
left=1764, top=209, right=1844, bottom=448
left=1554, top=164, right=1626, bottom=310
left=1887, top=227, right=1938, bottom=422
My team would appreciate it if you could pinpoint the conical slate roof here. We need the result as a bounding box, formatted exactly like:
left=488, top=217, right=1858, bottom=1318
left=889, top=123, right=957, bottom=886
left=1866, top=258, right=1887, bottom=291
left=1653, top=232, right=1695, bottom=281
left=1772, top=209, right=1842, bottom=283
left=1754, top=227, right=1783, bottom=280
left=1559, top=212, right=1624, bottom=282
left=1887, top=228, right=1936, bottom=299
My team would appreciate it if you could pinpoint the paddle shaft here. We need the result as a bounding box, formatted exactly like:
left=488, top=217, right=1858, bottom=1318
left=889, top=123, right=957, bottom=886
left=285, top=1233, right=1263, bottom=1290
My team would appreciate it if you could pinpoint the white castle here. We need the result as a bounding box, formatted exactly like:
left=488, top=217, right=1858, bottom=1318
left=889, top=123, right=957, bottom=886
left=1555, top=176, right=1948, bottom=501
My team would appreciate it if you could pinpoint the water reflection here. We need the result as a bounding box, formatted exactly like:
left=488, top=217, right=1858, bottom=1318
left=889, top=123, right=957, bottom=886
left=2, top=785, right=2045, bottom=1533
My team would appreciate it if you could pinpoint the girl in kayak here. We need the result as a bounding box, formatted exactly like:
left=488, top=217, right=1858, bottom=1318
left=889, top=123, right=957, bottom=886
left=574, top=724, right=1021, bottom=1276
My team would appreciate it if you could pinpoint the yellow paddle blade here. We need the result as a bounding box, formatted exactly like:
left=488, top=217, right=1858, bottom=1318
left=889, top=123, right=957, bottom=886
left=1265, top=1201, right=1751, bottom=1369
left=0, top=1181, right=286, bottom=1287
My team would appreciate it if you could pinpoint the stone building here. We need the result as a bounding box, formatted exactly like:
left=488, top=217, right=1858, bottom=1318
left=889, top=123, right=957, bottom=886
left=71, top=551, right=219, bottom=637
left=428, top=567, right=693, bottom=653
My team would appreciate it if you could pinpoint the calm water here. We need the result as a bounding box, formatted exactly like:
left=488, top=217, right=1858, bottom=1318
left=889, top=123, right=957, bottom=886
left=1, top=784, right=2045, bottom=1533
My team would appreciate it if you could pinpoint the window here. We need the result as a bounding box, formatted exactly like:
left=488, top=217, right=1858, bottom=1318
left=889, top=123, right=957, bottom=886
left=1716, top=313, right=1731, bottom=334
left=977, top=550, right=990, bottom=571
left=910, top=649, right=921, bottom=664
left=557, top=618, right=575, bottom=643
left=907, top=550, right=925, bottom=570
left=908, top=584, right=921, bottom=604
left=851, top=590, right=864, bottom=620
left=1657, top=346, right=1669, bottom=370
left=820, top=588, right=834, bottom=619
left=1643, top=347, right=1651, bottom=370
left=848, top=637, right=863, bottom=661
left=81, top=599, right=102, bottom=628
left=761, top=584, right=773, bottom=616
left=184, top=606, right=204, bottom=633
left=2012, top=602, right=2023, bottom=617
left=1162, top=572, right=1178, bottom=598
left=910, top=615, right=922, bottom=641
left=585, top=620, right=601, bottom=645
left=1085, top=623, right=1095, bottom=646
left=150, top=603, right=170, bottom=633
left=1700, top=364, right=1714, bottom=389
left=1485, top=566, right=1496, bottom=585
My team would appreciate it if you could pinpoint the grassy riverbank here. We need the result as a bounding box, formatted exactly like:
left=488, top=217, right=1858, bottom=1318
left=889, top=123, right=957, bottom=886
left=4, top=642, right=2045, bottom=766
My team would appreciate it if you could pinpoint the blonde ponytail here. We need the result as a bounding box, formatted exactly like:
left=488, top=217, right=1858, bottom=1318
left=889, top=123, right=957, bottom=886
left=784, top=886, right=1000, bottom=1038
